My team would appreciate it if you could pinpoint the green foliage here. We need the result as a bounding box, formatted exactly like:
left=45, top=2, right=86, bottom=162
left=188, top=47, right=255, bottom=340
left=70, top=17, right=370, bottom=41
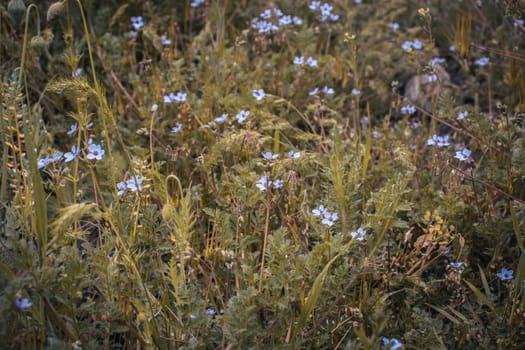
left=1, top=0, right=525, bottom=349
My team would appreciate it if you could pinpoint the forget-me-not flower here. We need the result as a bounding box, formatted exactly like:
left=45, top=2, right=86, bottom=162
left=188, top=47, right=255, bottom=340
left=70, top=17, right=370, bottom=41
left=457, top=111, right=469, bottom=121
left=306, top=57, right=318, bottom=67
left=131, top=16, right=144, bottom=31
left=427, top=134, right=450, bottom=147
left=214, top=113, right=228, bottom=123
left=191, top=0, right=205, bottom=7
left=171, top=123, right=183, bottom=133
left=15, top=298, right=32, bottom=310
left=253, top=89, right=266, bottom=101
left=449, top=262, right=464, bottom=269
left=288, top=151, right=301, bottom=159
left=497, top=267, right=514, bottom=281
left=126, top=176, right=143, bottom=192
left=293, top=56, right=304, bottom=65
left=67, top=123, right=78, bottom=136
left=401, top=104, right=416, bottom=115
left=352, top=88, right=361, bottom=96
left=86, top=143, right=105, bottom=160
left=117, top=181, right=127, bottom=196
left=323, top=86, right=334, bottom=94
left=262, top=152, right=279, bottom=160
left=312, top=205, right=328, bottom=217
left=382, top=337, right=403, bottom=350
left=388, top=22, right=399, bottom=31
left=321, top=212, right=338, bottom=227
left=475, top=57, right=490, bottom=66
left=64, top=145, right=79, bottom=162
left=351, top=227, right=367, bottom=241
left=236, top=110, right=250, bottom=124
left=454, top=147, right=471, bottom=161
left=161, top=35, right=172, bottom=46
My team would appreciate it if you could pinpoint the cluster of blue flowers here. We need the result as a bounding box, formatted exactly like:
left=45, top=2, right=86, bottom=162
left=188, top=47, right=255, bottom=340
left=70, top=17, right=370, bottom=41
left=309, top=2, right=340, bottom=22
left=251, top=7, right=302, bottom=34
left=312, top=205, right=338, bottom=227
left=117, top=175, right=144, bottom=196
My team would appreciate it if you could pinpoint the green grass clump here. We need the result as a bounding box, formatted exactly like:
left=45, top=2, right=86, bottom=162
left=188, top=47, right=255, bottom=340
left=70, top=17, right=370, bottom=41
left=1, top=0, right=525, bottom=349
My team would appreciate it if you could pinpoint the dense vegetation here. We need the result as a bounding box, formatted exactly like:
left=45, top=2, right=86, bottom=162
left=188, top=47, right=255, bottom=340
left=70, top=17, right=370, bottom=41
left=1, top=0, right=525, bottom=349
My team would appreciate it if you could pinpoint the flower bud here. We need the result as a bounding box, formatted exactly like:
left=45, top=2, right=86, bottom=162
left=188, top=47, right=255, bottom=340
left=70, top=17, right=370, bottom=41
left=30, top=35, right=47, bottom=52
left=8, top=0, right=26, bottom=25
left=47, top=1, right=65, bottom=22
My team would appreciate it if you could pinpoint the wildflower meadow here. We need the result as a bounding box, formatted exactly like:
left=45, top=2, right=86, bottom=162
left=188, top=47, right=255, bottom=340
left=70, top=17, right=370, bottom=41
left=1, top=0, right=525, bottom=349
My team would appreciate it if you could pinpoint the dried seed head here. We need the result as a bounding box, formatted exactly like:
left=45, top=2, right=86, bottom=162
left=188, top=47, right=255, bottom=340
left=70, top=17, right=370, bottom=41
left=47, top=1, right=65, bottom=22
left=8, top=0, right=26, bottom=25
left=30, top=35, right=47, bottom=52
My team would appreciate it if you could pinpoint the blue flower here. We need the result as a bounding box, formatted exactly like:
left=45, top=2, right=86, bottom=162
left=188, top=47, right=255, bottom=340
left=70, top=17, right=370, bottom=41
left=38, top=156, right=52, bottom=169
left=306, top=57, right=318, bottom=67
left=427, top=134, right=450, bottom=147
left=86, top=143, right=105, bottom=160
left=388, top=22, right=399, bottom=31
left=262, top=151, right=279, bottom=160
left=161, top=34, right=172, bottom=46
left=309, top=1, right=321, bottom=11
left=475, top=57, right=490, bottom=66
left=126, top=176, right=143, bottom=192
left=279, top=15, right=292, bottom=26
left=457, top=111, right=469, bottom=121
left=51, top=151, right=63, bottom=162
left=236, top=110, right=250, bottom=124
left=214, top=113, right=228, bottom=123
left=351, top=227, right=366, bottom=241
left=171, top=123, right=183, bottom=133
left=256, top=175, right=271, bottom=192
left=321, top=212, right=338, bottom=227
left=117, top=181, right=127, bottom=196
left=272, top=179, right=283, bottom=189
left=73, top=68, right=82, bottom=77
left=454, top=147, right=471, bottom=161
left=253, top=89, right=266, bottom=101
left=382, top=337, right=403, bottom=350
left=401, top=104, right=416, bottom=115
left=309, top=87, right=320, bottom=96
left=292, top=16, right=302, bottom=25
left=64, top=145, right=79, bottom=162
left=323, top=86, right=334, bottom=95
left=205, top=308, right=216, bottom=316
left=312, top=205, right=328, bottom=217
left=287, top=151, right=301, bottom=159
left=131, top=16, right=144, bottom=31
left=191, top=0, right=205, bottom=8
left=427, top=74, right=438, bottom=83
left=164, top=92, right=187, bottom=104
left=67, top=123, right=78, bottom=135
left=351, top=88, right=361, bottom=96
left=449, top=262, right=464, bottom=269
left=15, top=298, right=32, bottom=310
left=412, top=39, right=423, bottom=50
left=430, top=57, right=446, bottom=65
left=293, top=56, right=304, bottom=65
left=497, top=267, right=514, bottom=281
